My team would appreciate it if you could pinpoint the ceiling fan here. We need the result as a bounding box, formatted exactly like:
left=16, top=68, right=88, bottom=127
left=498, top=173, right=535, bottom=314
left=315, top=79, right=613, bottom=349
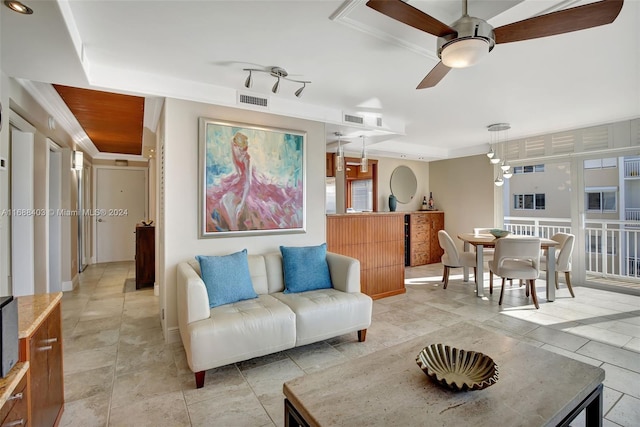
left=366, top=0, right=624, bottom=88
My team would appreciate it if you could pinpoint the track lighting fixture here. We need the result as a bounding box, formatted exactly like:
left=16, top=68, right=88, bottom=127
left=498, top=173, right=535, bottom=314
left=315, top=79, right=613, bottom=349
left=243, top=66, right=311, bottom=98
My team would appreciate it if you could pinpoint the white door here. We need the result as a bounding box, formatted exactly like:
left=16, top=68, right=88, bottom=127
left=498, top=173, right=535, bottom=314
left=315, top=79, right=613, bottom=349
left=96, top=168, right=147, bottom=263
left=11, top=128, right=35, bottom=296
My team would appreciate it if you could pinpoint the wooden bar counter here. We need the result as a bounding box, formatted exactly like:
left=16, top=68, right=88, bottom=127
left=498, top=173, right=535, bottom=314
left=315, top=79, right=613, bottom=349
left=327, top=213, right=405, bottom=299
left=18, top=292, right=64, bottom=427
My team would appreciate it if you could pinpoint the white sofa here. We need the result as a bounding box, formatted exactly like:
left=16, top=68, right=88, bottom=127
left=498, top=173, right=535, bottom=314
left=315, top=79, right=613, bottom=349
left=177, top=251, right=373, bottom=388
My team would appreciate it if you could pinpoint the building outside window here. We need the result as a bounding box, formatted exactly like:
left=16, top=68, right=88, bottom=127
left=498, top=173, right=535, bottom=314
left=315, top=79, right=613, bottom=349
left=514, top=193, right=546, bottom=210
left=585, top=187, right=617, bottom=213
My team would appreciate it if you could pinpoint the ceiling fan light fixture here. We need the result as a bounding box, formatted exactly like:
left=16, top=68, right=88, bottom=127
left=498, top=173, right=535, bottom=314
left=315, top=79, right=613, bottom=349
left=441, top=38, right=490, bottom=68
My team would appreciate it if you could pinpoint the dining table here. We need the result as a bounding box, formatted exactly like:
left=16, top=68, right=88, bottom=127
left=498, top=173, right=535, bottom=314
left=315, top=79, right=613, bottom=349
left=457, top=233, right=559, bottom=301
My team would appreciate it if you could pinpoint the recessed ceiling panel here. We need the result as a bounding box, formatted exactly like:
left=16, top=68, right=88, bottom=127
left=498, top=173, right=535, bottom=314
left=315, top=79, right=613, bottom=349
left=53, top=85, right=144, bottom=155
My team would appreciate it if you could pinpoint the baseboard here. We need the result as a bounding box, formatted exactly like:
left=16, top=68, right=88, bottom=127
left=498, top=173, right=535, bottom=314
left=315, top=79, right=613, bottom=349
left=62, top=274, right=78, bottom=292
left=166, top=326, right=181, bottom=344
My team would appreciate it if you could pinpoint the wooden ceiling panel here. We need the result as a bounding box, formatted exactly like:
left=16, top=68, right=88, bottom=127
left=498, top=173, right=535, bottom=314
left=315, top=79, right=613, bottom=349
left=53, top=84, right=145, bottom=155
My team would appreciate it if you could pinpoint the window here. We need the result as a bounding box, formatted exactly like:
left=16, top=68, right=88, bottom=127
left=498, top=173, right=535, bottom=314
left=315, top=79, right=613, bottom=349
left=513, top=164, right=544, bottom=174
left=350, top=179, right=373, bottom=211
left=514, top=193, right=545, bottom=210
left=584, top=158, right=617, bottom=169
left=585, top=187, right=617, bottom=213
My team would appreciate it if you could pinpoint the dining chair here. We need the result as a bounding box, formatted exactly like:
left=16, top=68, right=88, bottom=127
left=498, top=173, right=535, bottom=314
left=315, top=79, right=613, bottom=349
left=438, top=230, right=477, bottom=288
left=541, top=233, right=575, bottom=297
left=488, top=237, right=542, bottom=309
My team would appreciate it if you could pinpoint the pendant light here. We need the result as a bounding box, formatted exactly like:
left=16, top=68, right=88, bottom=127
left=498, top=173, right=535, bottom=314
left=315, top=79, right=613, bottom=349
left=360, top=135, right=368, bottom=173
left=335, top=132, right=344, bottom=173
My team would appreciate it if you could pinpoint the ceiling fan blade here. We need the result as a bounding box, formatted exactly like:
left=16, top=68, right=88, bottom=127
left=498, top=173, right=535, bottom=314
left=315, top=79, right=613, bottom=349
left=494, top=0, right=624, bottom=44
left=416, top=62, right=451, bottom=89
left=366, top=0, right=457, bottom=38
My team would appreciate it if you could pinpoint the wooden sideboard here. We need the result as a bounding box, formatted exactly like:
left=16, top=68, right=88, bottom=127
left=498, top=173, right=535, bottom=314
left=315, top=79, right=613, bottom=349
left=326, top=213, right=405, bottom=299
left=135, top=224, right=155, bottom=289
left=0, top=362, right=29, bottom=427
left=406, top=211, right=445, bottom=266
left=18, top=293, right=64, bottom=427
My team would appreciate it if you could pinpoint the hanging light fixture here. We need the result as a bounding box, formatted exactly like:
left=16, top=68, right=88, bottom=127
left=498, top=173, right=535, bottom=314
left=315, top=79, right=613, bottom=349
left=335, top=132, right=344, bottom=173
left=486, top=146, right=495, bottom=159
left=360, top=135, right=368, bottom=173
left=488, top=123, right=511, bottom=186
left=243, top=66, right=311, bottom=98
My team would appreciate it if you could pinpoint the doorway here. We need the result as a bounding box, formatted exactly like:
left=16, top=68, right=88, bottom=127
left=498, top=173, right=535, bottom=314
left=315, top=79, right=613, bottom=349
left=94, top=167, right=147, bottom=263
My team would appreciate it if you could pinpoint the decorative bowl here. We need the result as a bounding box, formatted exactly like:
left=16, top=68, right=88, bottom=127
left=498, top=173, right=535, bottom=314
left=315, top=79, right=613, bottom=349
left=416, top=343, right=499, bottom=391
left=489, top=229, right=510, bottom=238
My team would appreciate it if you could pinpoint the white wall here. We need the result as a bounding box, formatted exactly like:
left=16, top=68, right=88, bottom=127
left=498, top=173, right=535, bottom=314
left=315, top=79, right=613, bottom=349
left=161, top=98, right=327, bottom=341
left=429, top=154, right=496, bottom=250
left=377, top=158, right=429, bottom=212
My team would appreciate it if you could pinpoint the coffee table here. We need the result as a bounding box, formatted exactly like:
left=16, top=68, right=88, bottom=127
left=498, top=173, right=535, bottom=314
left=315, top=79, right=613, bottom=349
left=283, top=323, right=604, bottom=426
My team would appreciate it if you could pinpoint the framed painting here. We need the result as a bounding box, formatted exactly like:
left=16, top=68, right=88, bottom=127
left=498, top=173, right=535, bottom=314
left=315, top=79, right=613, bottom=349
left=198, top=118, right=306, bottom=238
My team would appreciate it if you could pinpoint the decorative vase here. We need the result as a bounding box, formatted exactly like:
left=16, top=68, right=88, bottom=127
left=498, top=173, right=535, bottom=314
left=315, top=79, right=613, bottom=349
left=389, top=194, right=397, bottom=212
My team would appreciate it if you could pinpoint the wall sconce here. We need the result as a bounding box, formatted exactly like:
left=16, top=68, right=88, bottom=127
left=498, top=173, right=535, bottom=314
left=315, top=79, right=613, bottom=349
left=243, top=66, right=311, bottom=98
left=72, top=150, right=83, bottom=171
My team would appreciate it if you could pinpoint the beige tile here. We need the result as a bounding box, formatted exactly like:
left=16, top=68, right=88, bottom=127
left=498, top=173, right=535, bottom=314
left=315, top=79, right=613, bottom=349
left=181, top=364, right=245, bottom=405
left=623, top=337, right=640, bottom=353
left=187, top=385, right=273, bottom=427
left=601, top=363, right=640, bottom=399
left=73, top=316, right=122, bottom=336
left=108, top=391, right=190, bottom=427
left=115, top=341, right=175, bottom=376
left=605, top=394, right=640, bottom=427
left=242, top=358, right=305, bottom=400
left=64, top=365, right=115, bottom=402
left=286, top=341, right=347, bottom=372
left=64, top=328, right=120, bottom=354
left=576, top=341, right=640, bottom=373
left=64, top=345, right=118, bottom=375
left=525, top=326, right=590, bottom=352
left=567, top=324, right=633, bottom=348
left=111, top=365, right=182, bottom=409
left=59, top=392, right=109, bottom=427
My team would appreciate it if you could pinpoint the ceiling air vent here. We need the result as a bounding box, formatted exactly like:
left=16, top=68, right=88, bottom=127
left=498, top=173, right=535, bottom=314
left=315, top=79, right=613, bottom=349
left=344, top=113, right=364, bottom=125
left=238, top=93, right=269, bottom=109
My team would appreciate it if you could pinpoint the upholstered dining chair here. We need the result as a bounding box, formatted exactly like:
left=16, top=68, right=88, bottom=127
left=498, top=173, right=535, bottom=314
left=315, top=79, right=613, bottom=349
left=488, top=237, right=542, bottom=309
left=438, top=230, right=477, bottom=288
left=541, top=233, right=575, bottom=297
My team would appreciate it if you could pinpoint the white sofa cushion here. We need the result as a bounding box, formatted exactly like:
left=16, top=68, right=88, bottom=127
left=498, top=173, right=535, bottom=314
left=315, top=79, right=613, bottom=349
left=273, top=289, right=372, bottom=346
left=184, top=294, right=295, bottom=372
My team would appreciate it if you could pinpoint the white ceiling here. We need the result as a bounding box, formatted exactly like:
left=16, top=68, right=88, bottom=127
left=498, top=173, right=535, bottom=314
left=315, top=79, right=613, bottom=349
left=1, top=0, right=639, bottom=161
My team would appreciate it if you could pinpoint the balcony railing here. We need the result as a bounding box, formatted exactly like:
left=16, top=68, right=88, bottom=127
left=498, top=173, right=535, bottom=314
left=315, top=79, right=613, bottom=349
left=504, top=216, right=640, bottom=281
left=624, top=158, right=640, bottom=178
left=626, top=208, right=640, bottom=221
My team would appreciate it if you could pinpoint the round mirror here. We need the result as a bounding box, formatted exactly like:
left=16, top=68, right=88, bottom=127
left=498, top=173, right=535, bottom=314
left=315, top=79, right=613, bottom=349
left=390, top=166, right=417, bottom=203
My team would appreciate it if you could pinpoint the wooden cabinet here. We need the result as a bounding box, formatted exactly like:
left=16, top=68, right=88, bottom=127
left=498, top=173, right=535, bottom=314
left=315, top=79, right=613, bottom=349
left=18, top=294, right=63, bottom=427
left=406, top=212, right=445, bottom=266
left=135, top=225, right=155, bottom=289
left=327, top=213, right=405, bottom=299
left=0, top=363, right=29, bottom=427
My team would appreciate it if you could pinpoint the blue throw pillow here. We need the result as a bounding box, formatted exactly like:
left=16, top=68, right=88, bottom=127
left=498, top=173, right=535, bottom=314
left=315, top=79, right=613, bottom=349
left=280, top=243, right=333, bottom=294
left=196, top=249, right=258, bottom=308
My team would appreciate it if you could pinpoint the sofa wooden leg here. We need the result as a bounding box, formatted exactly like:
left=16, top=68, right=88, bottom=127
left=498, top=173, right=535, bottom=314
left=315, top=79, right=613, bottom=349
left=358, top=329, right=367, bottom=342
left=195, top=371, right=205, bottom=389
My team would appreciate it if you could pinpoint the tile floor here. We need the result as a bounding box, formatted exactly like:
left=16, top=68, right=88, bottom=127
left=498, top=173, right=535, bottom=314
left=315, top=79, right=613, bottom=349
left=59, top=261, right=640, bottom=426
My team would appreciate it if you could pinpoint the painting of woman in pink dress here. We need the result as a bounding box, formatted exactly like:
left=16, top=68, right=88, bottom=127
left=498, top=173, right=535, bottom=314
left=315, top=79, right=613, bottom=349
left=201, top=120, right=304, bottom=236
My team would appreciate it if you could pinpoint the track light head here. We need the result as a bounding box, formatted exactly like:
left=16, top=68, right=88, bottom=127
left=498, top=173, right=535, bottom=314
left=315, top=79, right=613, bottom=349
left=243, top=66, right=310, bottom=97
